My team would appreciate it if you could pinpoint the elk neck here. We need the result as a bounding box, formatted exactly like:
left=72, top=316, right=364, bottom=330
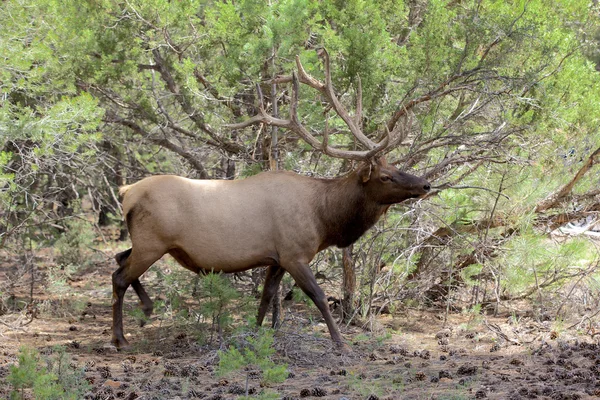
left=314, top=171, right=386, bottom=250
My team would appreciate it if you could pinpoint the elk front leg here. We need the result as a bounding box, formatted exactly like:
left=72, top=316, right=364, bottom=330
left=284, top=261, right=347, bottom=349
left=257, top=265, right=286, bottom=327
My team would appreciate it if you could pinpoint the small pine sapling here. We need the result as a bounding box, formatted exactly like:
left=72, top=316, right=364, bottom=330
left=8, top=346, right=88, bottom=400
left=196, top=273, right=240, bottom=344
left=218, top=328, right=287, bottom=398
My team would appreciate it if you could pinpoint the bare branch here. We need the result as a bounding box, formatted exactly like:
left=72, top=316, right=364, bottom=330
left=193, top=68, right=243, bottom=117
left=434, top=184, right=511, bottom=200
left=478, top=3, right=527, bottom=65
left=387, top=80, right=476, bottom=132
left=535, top=147, right=600, bottom=213
left=104, top=111, right=209, bottom=178
left=151, top=49, right=246, bottom=156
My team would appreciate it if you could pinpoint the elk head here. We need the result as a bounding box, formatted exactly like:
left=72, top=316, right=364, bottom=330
left=357, top=158, right=431, bottom=205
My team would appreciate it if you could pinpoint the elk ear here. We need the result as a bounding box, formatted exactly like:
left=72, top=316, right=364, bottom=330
left=357, top=162, right=373, bottom=183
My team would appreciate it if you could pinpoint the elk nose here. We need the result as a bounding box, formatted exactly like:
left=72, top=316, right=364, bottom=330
left=423, top=184, right=431, bottom=191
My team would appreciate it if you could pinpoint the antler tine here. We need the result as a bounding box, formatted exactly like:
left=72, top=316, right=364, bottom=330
left=380, top=111, right=412, bottom=154
left=227, top=52, right=392, bottom=161
left=364, top=128, right=390, bottom=159
left=316, top=49, right=384, bottom=151
left=295, top=55, right=324, bottom=90
left=355, top=75, right=363, bottom=130
left=323, top=114, right=330, bottom=154
left=287, top=72, right=333, bottom=151
left=320, top=48, right=334, bottom=92
left=287, top=72, right=376, bottom=161
left=256, top=82, right=265, bottom=110
left=289, top=71, right=300, bottom=123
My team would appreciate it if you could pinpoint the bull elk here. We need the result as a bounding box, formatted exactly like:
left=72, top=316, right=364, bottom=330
left=111, top=50, right=430, bottom=350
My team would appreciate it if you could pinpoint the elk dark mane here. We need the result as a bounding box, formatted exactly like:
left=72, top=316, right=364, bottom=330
left=316, top=173, right=384, bottom=249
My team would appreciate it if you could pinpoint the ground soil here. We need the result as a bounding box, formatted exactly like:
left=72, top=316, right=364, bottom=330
left=1, top=247, right=600, bottom=400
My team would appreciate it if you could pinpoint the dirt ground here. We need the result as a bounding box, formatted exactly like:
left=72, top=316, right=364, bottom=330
left=1, top=248, right=600, bottom=400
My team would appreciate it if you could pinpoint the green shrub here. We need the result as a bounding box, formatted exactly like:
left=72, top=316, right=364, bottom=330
left=54, top=216, right=95, bottom=268
left=8, top=346, right=89, bottom=400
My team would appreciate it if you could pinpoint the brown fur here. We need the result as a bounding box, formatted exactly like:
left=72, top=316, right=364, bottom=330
left=111, top=159, right=430, bottom=349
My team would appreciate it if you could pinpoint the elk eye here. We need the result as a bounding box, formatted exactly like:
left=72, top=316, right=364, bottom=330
left=381, top=175, right=392, bottom=182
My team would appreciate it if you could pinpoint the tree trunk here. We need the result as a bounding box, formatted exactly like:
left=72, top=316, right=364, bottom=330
left=341, top=245, right=356, bottom=323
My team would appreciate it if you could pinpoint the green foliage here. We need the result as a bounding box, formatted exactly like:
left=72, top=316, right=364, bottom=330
left=137, top=266, right=199, bottom=344
left=218, top=328, right=287, bottom=397
left=136, top=264, right=257, bottom=347
left=8, top=346, right=89, bottom=400
left=461, top=304, right=483, bottom=330
left=289, top=286, right=305, bottom=303
left=41, top=346, right=90, bottom=399
left=197, top=273, right=241, bottom=341
left=497, top=234, right=596, bottom=295
left=54, top=216, right=95, bottom=268
left=239, top=163, right=264, bottom=178
left=436, top=189, right=478, bottom=224
left=0, top=0, right=103, bottom=153
left=460, top=264, right=484, bottom=287
left=0, top=0, right=103, bottom=248
left=8, top=347, right=40, bottom=399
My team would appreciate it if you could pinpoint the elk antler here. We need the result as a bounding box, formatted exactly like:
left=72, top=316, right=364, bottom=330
left=226, top=49, right=407, bottom=161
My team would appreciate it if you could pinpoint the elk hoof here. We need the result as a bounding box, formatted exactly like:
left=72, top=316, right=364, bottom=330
left=111, top=336, right=131, bottom=351
left=139, top=306, right=153, bottom=327
left=335, top=342, right=352, bottom=354
left=142, top=305, right=153, bottom=318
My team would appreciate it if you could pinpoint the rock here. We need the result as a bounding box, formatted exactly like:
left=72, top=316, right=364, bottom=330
left=104, top=380, right=121, bottom=389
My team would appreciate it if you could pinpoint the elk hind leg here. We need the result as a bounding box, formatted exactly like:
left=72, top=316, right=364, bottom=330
left=257, top=265, right=286, bottom=328
left=117, top=248, right=154, bottom=326
left=112, top=247, right=164, bottom=349
left=131, top=279, right=153, bottom=326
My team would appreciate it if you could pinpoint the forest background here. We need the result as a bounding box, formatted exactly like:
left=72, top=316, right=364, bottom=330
left=2, top=0, right=600, bottom=394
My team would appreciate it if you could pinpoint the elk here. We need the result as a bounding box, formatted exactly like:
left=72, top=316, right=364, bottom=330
left=111, top=50, right=430, bottom=350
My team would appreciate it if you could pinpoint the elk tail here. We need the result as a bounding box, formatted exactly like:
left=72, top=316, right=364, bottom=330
left=119, top=184, right=133, bottom=198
